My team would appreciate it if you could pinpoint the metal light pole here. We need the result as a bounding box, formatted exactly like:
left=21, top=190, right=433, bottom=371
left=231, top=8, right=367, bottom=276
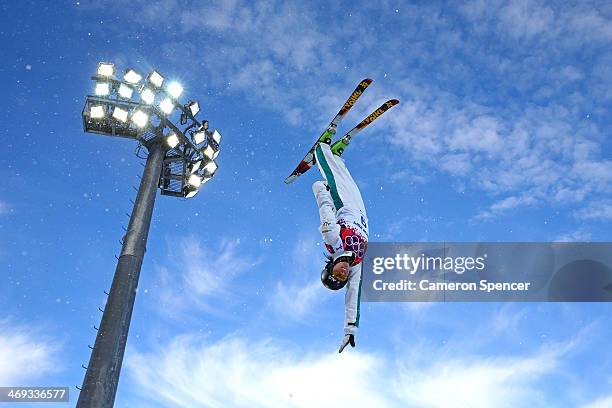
left=76, top=63, right=222, bottom=408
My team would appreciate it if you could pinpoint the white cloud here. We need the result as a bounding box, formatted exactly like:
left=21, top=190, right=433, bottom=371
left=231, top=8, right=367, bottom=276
left=268, top=235, right=331, bottom=321
left=581, top=394, right=612, bottom=408
left=490, top=304, right=529, bottom=335
left=439, top=153, right=472, bottom=176
left=554, top=228, right=593, bottom=242
left=379, top=3, right=611, bottom=220
left=100, top=0, right=612, bottom=221
left=498, top=0, right=555, bottom=39
left=574, top=199, right=612, bottom=221
left=0, top=320, right=60, bottom=384
left=127, top=335, right=390, bottom=408
left=395, top=351, right=557, bottom=408
left=181, top=238, right=251, bottom=296
left=559, top=65, right=584, bottom=82
left=156, top=237, right=256, bottom=316
left=272, top=280, right=325, bottom=321
left=388, top=79, right=611, bottom=219
left=489, top=194, right=538, bottom=213
left=475, top=193, right=539, bottom=219
left=461, top=0, right=612, bottom=45
left=566, top=4, right=612, bottom=43
left=130, top=0, right=339, bottom=125
left=401, top=302, right=436, bottom=315
left=126, top=329, right=599, bottom=408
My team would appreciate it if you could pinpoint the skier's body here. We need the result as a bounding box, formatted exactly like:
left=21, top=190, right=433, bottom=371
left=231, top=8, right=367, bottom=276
left=312, top=138, right=368, bottom=353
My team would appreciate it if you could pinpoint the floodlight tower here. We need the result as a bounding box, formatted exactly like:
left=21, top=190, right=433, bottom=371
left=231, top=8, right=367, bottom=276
left=76, top=63, right=221, bottom=408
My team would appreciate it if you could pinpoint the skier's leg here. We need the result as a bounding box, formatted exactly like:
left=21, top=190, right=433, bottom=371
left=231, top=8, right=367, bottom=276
left=344, top=262, right=363, bottom=335
left=315, top=143, right=366, bottom=216
left=315, top=143, right=343, bottom=210
left=312, top=181, right=341, bottom=249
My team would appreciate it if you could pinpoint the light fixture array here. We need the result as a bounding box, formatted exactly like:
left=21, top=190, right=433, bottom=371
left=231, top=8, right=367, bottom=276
left=83, top=62, right=222, bottom=198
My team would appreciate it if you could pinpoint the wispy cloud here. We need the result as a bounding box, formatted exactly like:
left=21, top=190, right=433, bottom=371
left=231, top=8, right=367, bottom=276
left=127, top=334, right=390, bottom=407
left=387, top=79, right=611, bottom=220
left=574, top=199, right=612, bottom=221
left=126, top=322, right=603, bottom=408
left=474, top=193, right=540, bottom=220
left=460, top=0, right=612, bottom=45
left=498, top=0, right=555, bottom=40
left=99, top=0, right=612, bottom=220
left=268, top=234, right=331, bottom=321
left=395, top=350, right=559, bottom=407
left=271, top=280, right=323, bottom=321
left=376, top=2, right=612, bottom=221
left=155, top=237, right=257, bottom=317
left=106, top=0, right=342, bottom=126
left=555, top=228, right=593, bottom=242
left=581, top=394, right=612, bottom=408
left=0, top=319, right=61, bottom=384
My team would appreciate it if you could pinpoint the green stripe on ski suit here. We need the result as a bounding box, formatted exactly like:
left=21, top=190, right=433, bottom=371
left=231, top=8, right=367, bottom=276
left=315, top=144, right=360, bottom=325
left=315, top=144, right=343, bottom=210
left=355, top=268, right=362, bottom=327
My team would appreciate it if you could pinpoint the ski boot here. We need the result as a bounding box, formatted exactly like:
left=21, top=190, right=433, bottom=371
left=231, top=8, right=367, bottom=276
left=310, top=125, right=336, bottom=166
left=330, top=135, right=350, bottom=156
left=318, top=124, right=337, bottom=145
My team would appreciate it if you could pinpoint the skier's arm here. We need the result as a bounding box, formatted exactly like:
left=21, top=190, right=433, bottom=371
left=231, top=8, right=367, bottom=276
left=343, top=262, right=362, bottom=336
left=312, top=181, right=343, bottom=252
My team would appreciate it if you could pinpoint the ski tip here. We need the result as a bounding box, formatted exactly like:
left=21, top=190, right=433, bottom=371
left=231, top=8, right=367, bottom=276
left=389, top=99, right=400, bottom=105
left=362, top=78, right=373, bottom=84
left=284, top=175, right=297, bottom=184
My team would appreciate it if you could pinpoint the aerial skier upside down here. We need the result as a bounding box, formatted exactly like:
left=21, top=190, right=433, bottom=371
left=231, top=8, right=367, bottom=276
left=313, top=141, right=369, bottom=353
left=285, top=78, right=398, bottom=353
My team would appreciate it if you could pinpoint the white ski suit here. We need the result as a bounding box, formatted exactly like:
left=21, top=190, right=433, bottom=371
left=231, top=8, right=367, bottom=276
left=313, top=143, right=368, bottom=336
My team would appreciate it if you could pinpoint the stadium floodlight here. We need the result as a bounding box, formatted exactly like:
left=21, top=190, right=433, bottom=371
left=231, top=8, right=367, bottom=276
left=140, top=88, right=155, bottom=104
left=190, top=159, right=202, bottom=174
left=203, top=144, right=219, bottom=160
left=185, top=187, right=199, bottom=198
left=80, top=61, right=223, bottom=406
left=167, top=82, right=183, bottom=99
left=166, top=132, right=180, bottom=148
left=187, top=101, right=200, bottom=117
left=97, top=62, right=115, bottom=77
left=95, top=82, right=110, bottom=96
left=124, top=69, right=142, bottom=84
left=159, top=98, right=174, bottom=114
left=188, top=174, right=202, bottom=187
left=203, top=160, right=218, bottom=175
left=90, top=105, right=105, bottom=119
left=148, top=70, right=164, bottom=88
left=209, top=144, right=220, bottom=160
left=131, top=110, right=149, bottom=128
left=112, top=106, right=128, bottom=122
left=211, top=129, right=222, bottom=144
left=192, top=130, right=206, bottom=145
left=118, top=84, right=134, bottom=99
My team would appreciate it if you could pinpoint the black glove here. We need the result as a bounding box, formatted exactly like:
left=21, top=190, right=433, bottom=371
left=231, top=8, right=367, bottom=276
left=338, top=334, right=355, bottom=353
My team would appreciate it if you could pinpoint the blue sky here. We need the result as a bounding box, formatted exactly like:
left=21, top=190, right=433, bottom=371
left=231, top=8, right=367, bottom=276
left=1, top=0, right=611, bottom=407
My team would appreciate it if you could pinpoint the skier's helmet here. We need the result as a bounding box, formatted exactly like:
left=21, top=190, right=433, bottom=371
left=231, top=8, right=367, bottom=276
left=321, top=259, right=348, bottom=291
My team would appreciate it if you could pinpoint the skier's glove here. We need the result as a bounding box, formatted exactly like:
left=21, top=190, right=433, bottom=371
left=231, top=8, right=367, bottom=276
left=338, top=334, right=355, bottom=353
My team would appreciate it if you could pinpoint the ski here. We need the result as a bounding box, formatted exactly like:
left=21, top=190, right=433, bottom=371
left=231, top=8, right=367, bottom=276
left=330, top=99, right=400, bottom=156
left=284, top=79, right=373, bottom=184
left=330, top=78, right=374, bottom=127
